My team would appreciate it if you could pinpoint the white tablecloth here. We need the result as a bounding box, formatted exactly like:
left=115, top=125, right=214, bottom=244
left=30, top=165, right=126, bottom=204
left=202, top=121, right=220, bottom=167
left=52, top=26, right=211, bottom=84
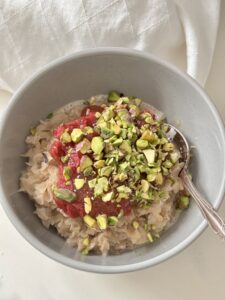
left=0, top=0, right=221, bottom=92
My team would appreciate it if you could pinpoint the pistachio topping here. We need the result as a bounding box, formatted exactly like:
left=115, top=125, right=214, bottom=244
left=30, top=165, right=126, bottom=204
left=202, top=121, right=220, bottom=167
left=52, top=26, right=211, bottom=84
left=80, top=138, right=91, bottom=154
left=108, top=91, right=120, bottom=102
left=102, top=191, right=114, bottom=202
left=94, top=160, right=105, bottom=169
left=30, top=127, right=36, bottom=136
left=96, top=214, right=107, bottom=230
left=98, top=166, right=112, bottom=177
left=132, top=221, right=139, bottom=229
left=94, top=177, right=109, bottom=196
left=143, top=149, right=156, bottom=164
left=63, top=166, right=71, bottom=181
left=83, top=215, right=96, bottom=227
left=179, top=196, right=190, bottom=209
left=147, top=232, right=154, bottom=242
left=71, top=128, right=83, bottom=143
left=136, top=139, right=148, bottom=149
left=83, top=237, right=89, bottom=247
left=74, top=178, right=85, bottom=190
left=79, top=155, right=93, bottom=172
left=91, top=136, right=104, bottom=154
left=61, top=130, right=72, bottom=143
left=84, top=197, right=92, bottom=214
left=106, top=216, right=118, bottom=226
left=51, top=92, right=188, bottom=234
left=52, top=187, right=76, bottom=202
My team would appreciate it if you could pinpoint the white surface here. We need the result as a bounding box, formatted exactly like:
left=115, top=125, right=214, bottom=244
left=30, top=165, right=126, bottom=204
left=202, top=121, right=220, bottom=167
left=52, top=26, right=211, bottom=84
left=1, top=5, right=225, bottom=300
left=0, top=0, right=220, bottom=92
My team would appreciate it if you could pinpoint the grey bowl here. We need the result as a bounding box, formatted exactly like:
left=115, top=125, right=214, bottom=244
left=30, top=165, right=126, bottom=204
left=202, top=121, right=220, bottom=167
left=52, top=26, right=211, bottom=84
left=0, top=48, right=225, bottom=273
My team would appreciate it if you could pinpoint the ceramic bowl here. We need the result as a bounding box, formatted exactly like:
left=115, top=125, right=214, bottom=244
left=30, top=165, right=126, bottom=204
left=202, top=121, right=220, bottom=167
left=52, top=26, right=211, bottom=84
left=0, top=48, right=225, bottom=273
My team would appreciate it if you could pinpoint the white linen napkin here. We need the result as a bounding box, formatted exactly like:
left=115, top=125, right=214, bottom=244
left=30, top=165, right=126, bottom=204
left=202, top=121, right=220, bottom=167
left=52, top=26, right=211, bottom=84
left=0, top=0, right=220, bottom=92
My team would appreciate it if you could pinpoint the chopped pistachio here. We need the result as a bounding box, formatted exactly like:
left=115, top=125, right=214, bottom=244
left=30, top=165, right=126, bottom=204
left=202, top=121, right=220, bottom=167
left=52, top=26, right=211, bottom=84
left=148, top=167, right=161, bottom=174
left=119, top=161, right=130, bottom=171
left=97, top=118, right=107, bottom=129
left=79, top=155, right=93, bottom=172
left=105, top=157, right=115, bottom=166
left=114, top=172, right=128, bottom=182
left=129, top=104, right=140, bottom=117
left=71, top=128, right=83, bottom=143
left=99, top=166, right=113, bottom=177
left=81, top=248, right=89, bottom=255
left=88, top=178, right=97, bottom=189
left=143, top=149, right=156, bottom=164
left=96, top=214, right=107, bottom=230
left=74, top=178, right=85, bottom=190
left=61, top=130, right=72, bottom=143
left=163, top=160, right=173, bottom=169
left=94, top=160, right=105, bottom=169
left=95, top=112, right=101, bottom=119
left=141, top=192, right=152, bottom=200
left=120, top=128, right=127, bottom=139
left=112, top=137, right=123, bottom=146
left=179, top=196, right=190, bottom=209
left=46, top=112, right=53, bottom=119
left=100, top=127, right=114, bottom=138
left=163, top=142, right=174, bottom=151
left=141, top=130, right=155, bottom=141
left=144, top=224, right=149, bottom=231
left=94, top=177, right=109, bottom=196
left=52, top=187, right=76, bottom=202
left=170, top=152, right=179, bottom=163
left=30, top=127, right=36, bottom=136
left=160, top=137, right=168, bottom=145
left=147, top=232, right=154, bottom=242
left=134, top=98, right=142, bottom=106
left=120, top=97, right=130, bottom=103
left=102, top=191, right=114, bottom=202
left=91, top=136, right=104, bottom=154
left=141, top=180, right=150, bottom=192
left=63, top=166, right=71, bottom=181
left=147, top=173, right=156, bottom=182
left=83, top=215, right=96, bottom=227
left=108, top=91, right=120, bottom=102
left=132, top=221, right=139, bottom=229
left=117, top=185, right=131, bottom=193
left=83, top=237, right=89, bottom=247
left=155, top=173, right=163, bottom=185
left=83, top=166, right=94, bottom=176
left=108, top=216, right=119, bottom=226
left=117, top=192, right=129, bottom=200
left=80, top=138, right=91, bottom=154
left=83, top=126, right=94, bottom=135
left=138, top=164, right=151, bottom=174
left=112, top=124, right=121, bottom=135
left=61, top=154, right=69, bottom=163
left=120, top=140, right=132, bottom=153
left=93, top=153, right=103, bottom=161
left=136, top=139, right=148, bottom=149
left=145, top=116, right=153, bottom=124
left=84, top=197, right=92, bottom=214
left=162, top=166, right=169, bottom=175
left=118, top=210, right=124, bottom=218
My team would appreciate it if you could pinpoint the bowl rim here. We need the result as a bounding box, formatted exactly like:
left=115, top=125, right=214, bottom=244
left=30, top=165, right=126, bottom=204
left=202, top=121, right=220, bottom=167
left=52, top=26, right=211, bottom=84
left=0, top=47, right=225, bottom=273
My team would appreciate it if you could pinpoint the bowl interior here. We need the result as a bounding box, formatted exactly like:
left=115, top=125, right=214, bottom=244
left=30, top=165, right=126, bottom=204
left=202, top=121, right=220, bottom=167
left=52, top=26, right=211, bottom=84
left=0, top=49, right=225, bottom=273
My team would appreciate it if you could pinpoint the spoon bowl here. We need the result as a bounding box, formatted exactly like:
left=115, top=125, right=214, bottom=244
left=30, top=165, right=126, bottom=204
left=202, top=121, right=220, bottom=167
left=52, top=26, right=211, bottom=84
left=166, top=123, right=225, bottom=241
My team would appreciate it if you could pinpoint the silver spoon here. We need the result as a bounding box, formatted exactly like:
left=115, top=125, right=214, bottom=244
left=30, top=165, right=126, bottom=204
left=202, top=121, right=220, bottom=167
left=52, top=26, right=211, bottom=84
left=166, top=123, right=225, bottom=240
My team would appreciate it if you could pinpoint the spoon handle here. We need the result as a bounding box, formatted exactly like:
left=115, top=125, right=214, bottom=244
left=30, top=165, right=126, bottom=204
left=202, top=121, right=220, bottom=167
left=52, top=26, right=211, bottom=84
left=182, top=172, right=225, bottom=241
